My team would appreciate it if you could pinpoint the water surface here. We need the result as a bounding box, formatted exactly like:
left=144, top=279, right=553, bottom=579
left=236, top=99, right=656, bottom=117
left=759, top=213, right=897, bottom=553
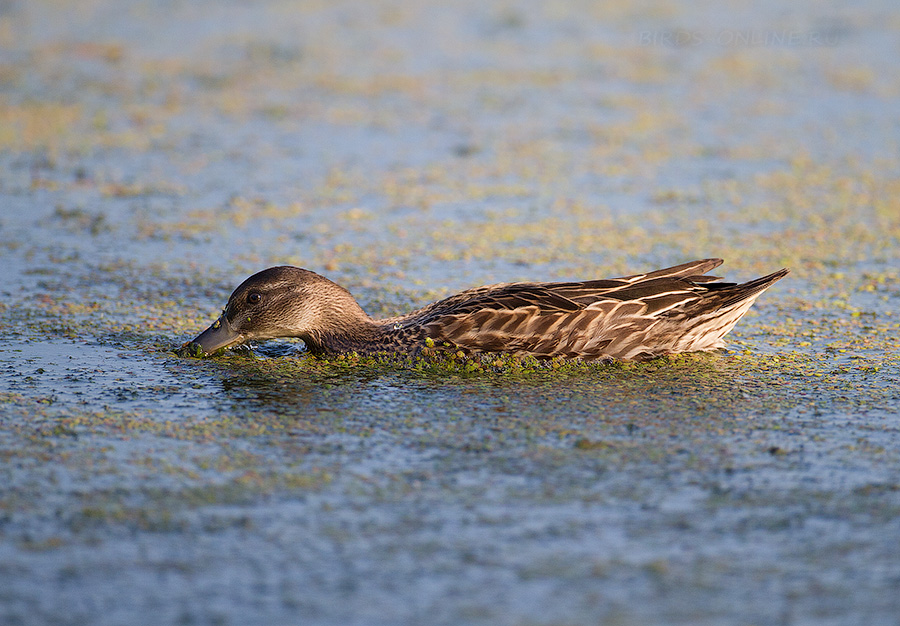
left=2, top=0, right=900, bottom=624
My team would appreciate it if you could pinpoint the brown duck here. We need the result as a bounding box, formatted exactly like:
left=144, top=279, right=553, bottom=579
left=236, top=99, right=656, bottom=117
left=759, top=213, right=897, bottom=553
left=184, top=258, right=788, bottom=361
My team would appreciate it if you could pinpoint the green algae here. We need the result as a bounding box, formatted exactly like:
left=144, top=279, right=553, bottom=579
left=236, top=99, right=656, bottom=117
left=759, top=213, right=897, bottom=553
left=2, top=0, right=900, bottom=624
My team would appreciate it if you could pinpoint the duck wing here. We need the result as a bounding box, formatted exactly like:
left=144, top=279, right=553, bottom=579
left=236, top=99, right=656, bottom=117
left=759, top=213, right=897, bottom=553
left=407, top=258, right=726, bottom=321
left=413, top=261, right=787, bottom=361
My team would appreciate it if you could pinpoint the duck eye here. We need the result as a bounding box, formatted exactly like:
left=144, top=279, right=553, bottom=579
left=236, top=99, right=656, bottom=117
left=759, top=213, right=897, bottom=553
left=247, top=292, right=261, bottom=304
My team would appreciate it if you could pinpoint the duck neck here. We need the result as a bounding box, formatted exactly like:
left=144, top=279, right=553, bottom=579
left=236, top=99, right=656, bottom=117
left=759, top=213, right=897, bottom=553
left=298, top=299, right=383, bottom=356
left=302, top=323, right=379, bottom=355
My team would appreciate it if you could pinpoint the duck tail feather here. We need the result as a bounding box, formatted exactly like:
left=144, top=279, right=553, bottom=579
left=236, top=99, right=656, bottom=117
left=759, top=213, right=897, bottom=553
left=619, top=258, right=724, bottom=283
left=717, top=268, right=790, bottom=308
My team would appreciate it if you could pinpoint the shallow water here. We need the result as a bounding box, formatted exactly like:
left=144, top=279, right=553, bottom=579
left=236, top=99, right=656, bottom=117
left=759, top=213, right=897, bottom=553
left=2, top=0, right=900, bottom=624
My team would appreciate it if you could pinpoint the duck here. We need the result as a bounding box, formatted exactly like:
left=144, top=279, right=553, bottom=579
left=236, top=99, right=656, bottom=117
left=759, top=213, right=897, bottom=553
left=183, top=258, right=788, bottom=362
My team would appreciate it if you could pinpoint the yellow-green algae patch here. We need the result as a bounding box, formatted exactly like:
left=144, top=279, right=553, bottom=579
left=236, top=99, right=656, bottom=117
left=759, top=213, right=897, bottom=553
left=3, top=0, right=900, bottom=623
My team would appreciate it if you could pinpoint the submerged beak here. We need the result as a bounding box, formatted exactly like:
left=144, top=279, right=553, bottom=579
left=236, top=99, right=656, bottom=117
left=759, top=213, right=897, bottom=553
left=184, top=314, right=243, bottom=357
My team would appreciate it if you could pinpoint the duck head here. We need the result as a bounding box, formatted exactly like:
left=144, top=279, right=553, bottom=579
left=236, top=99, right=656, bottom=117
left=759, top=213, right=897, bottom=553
left=185, top=266, right=370, bottom=356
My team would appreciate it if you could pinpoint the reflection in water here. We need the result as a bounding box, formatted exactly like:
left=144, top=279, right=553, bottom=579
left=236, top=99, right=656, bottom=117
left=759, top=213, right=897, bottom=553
left=200, top=347, right=798, bottom=445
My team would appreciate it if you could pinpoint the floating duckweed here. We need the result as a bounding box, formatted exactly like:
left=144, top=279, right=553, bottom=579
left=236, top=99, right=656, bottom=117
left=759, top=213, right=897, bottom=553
left=3, top=5, right=900, bottom=622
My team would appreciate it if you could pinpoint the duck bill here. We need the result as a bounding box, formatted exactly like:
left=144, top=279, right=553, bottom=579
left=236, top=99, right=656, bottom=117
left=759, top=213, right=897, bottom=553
left=186, top=315, right=243, bottom=356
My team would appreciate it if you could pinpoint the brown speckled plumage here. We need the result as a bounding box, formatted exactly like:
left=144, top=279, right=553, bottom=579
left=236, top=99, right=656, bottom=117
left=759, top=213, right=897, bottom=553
left=185, top=259, right=789, bottom=361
